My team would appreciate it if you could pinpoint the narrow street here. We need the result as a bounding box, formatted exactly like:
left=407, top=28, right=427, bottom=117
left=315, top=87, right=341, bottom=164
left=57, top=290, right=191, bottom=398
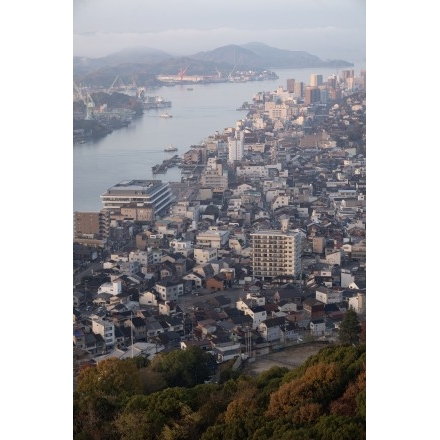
left=73, top=261, right=103, bottom=286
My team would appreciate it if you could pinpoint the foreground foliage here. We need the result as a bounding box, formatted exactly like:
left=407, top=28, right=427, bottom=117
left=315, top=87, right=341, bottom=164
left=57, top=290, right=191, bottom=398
left=74, top=344, right=366, bottom=439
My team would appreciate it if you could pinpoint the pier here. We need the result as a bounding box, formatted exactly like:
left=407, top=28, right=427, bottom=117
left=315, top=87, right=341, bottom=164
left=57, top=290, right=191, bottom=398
left=152, top=155, right=182, bottom=175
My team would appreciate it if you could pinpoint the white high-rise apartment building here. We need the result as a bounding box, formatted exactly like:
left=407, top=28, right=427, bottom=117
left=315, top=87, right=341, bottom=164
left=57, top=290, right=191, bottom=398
left=228, top=131, right=244, bottom=163
left=250, top=229, right=301, bottom=279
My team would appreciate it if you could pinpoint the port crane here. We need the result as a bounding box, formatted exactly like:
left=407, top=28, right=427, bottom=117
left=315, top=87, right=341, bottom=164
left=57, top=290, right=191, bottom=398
left=107, top=75, right=126, bottom=94
left=178, top=65, right=189, bottom=81
left=85, top=91, right=95, bottom=120
left=73, top=80, right=84, bottom=101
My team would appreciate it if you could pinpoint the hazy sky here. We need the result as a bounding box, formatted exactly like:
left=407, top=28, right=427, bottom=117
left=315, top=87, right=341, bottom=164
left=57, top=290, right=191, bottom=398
left=73, top=0, right=366, bottom=62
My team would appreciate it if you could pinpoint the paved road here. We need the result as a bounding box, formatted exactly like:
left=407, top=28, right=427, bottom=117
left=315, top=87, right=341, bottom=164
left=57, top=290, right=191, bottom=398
left=73, top=261, right=103, bottom=286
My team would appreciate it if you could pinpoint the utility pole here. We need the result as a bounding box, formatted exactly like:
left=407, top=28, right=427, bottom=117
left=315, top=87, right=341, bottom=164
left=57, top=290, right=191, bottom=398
left=131, top=311, right=134, bottom=359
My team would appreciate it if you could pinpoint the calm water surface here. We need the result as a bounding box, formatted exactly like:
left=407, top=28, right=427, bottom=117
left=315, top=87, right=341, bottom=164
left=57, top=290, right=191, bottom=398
left=73, top=64, right=366, bottom=212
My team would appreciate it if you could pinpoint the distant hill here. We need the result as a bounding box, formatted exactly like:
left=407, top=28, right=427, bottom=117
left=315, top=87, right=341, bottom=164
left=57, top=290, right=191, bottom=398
left=73, top=42, right=354, bottom=87
left=191, top=42, right=344, bottom=69
left=73, top=46, right=173, bottom=76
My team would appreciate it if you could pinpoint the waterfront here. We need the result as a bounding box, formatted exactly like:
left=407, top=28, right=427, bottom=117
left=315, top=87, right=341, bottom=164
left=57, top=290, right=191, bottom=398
left=73, top=63, right=366, bottom=212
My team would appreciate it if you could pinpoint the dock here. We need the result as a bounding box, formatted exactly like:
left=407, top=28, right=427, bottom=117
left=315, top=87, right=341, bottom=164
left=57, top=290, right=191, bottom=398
left=152, top=155, right=182, bottom=175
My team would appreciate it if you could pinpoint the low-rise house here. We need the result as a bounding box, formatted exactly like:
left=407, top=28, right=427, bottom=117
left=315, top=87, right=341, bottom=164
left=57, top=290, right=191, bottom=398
left=91, top=317, right=116, bottom=348
left=158, top=316, right=184, bottom=334
left=303, top=298, right=325, bottom=319
left=207, top=295, right=232, bottom=310
left=155, top=279, right=184, bottom=301
left=348, top=291, right=366, bottom=314
left=245, top=305, right=268, bottom=330
left=211, top=343, right=241, bottom=363
left=259, top=316, right=285, bottom=342
left=281, top=322, right=301, bottom=341
left=157, top=300, right=176, bottom=316
left=206, top=273, right=228, bottom=291
left=196, top=319, right=217, bottom=336
left=183, top=272, right=205, bottom=289
left=146, top=319, right=165, bottom=338
left=194, top=247, right=218, bottom=265
left=97, top=277, right=122, bottom=295
left=124, top=317, right=147, bottom=341
left=273, top=286, right=302, bottom=304
left=315, top=286, right=343, bottom=304
left=277, top=300, right=298, bottom=313
left=156, top=331, right=181, bottom=349
left=310, top=319, right=326, bottom=336
left=139, top=290, right=158, bottom=307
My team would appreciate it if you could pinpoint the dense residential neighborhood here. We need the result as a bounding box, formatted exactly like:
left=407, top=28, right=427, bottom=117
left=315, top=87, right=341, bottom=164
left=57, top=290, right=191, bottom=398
left=73, top=70, right=366, bottom=376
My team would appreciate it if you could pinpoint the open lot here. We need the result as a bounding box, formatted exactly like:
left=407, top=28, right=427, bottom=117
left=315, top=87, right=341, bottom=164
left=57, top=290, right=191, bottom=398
left=242, top=342, right=330, bottom=376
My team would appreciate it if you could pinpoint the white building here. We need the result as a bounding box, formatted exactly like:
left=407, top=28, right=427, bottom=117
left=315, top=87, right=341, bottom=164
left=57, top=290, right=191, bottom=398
left=91, top=317, right=116, bottom=347
left=315, top=286, right=343, bottom=304
left=194, top=247, right=217, bottom=264
left=228, top=131, right=244, bottom=163
left=245, top=306, right=267, bottom=330
left=139, top=290, right=157, bottom=307
left=348, top=293, right=366, bottom=315
left=236, top=165, right=269, bottom=178
left=310, top=319, right=326, bottom=336
left=196, top=229, right=230, bottom=249
left=170, top=239, right=194, bottom=257
left=170, top=200, right=200, bottom=221
left=155, top=280, right=184, bottom=301
left=129, top=250, right=152, bottom=266
left=98, top=277, right=122, bottom=295
left=100, top=179, right=175, bottom=215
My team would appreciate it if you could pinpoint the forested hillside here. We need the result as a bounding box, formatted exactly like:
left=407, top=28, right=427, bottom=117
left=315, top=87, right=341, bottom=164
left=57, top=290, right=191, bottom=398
left=73, top=344, right=366, bottom=439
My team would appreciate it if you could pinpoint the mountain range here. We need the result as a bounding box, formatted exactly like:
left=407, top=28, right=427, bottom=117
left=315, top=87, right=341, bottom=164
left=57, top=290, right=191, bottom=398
left=73, top=42, right=354, bottom=87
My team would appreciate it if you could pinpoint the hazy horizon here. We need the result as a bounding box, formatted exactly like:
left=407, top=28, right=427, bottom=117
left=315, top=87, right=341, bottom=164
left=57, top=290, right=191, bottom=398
left=73, top=0, right=366, bottom=63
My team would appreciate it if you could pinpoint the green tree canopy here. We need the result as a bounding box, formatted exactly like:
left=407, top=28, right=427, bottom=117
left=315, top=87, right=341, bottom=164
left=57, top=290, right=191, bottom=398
left=150, top=346, right=214, bottom=388
left=338, top=308, right=362, bottom=345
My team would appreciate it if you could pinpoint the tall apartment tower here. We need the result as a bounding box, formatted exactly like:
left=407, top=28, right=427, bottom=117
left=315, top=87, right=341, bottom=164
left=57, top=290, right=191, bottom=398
left=286, top=78, right=295, bottom=93
left=341, top=70, right=355, bottom=81
left=250, top=229, right=301, bottom=280
left=228, top=130, right=244, bottom=163
left=294, top=81, right=305, bottom=98
left=360, top=69, right=366, bottom=91
left=304, top=87, right=321, bottom=105
left=310, top=74, right=323, bottom=87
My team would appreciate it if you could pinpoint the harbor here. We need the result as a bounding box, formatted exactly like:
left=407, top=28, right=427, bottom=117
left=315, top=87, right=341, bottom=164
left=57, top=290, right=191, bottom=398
left=152, top=154, right=182, bottom=175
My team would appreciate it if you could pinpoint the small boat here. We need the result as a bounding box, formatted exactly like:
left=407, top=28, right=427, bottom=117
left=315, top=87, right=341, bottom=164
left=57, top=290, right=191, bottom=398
left=160, top=113, right=172, bottom=118
left=164, top=145, right=178, bottom=152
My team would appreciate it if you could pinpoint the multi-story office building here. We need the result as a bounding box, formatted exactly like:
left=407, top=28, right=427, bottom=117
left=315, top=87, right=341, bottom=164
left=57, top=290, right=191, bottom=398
left=286, top=78, right=295, bottom=93
left=310, top=74, right=323, bottom=87
left=304, top=87, right=321, bottom=105
left=341, top=70, right=354, bottom=81
left=294, top=81, right=305, bottom=98
left=200, top=160, right=228, bottom=189
left=250, top=229, right=301, bottom=279
left=100, top=179, right=175, bottom=217
left=73, top=210, right=110, bottom=246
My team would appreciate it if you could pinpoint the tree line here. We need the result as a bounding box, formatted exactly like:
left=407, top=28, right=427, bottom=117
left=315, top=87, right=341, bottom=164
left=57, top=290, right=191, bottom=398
left=74, top=339, right=365, bottom=439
